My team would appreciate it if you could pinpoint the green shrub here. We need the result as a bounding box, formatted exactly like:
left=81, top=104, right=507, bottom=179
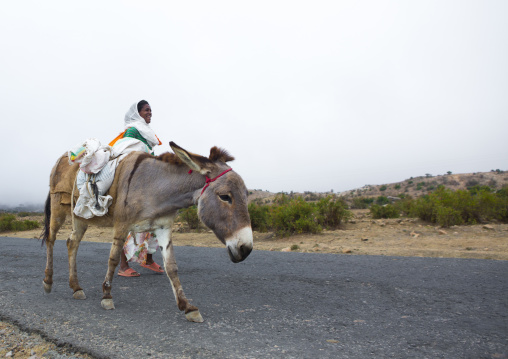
left=178, top=206, right=200, bottom=230
left=370, top=204, right=400, bottom=219
left=394, top=196, right=414, bottom=216
left=351, top=197, right=374, bottom=209
left=270, top=197, right=321, bottom=237
left=315, top=196, right=352, bottom=228
left=0, top=214, right=40, bottom=232
left=406, top=185, right=508, bottom=226
left=248, top=203, right=271, bottom=232
left=435, top=207, right=463, bottom=227
left=466, top=179, right=480, bottom=188
left=376, top=196, right=390, bottom=205
left=409, top=195, right=435, bottom=222
left=495, top=187, right=508, bottom=222
left=379, top=185, right=387, bottom=191
left=273, top=193, right=291, bottom=205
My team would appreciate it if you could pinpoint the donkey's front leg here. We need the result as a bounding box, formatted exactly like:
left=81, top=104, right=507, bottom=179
left=101, top=235, right=125, bottom=310
left=155, top=228, right=204, bottom=323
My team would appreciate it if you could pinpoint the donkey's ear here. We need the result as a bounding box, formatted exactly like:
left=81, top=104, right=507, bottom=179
left=209, top=146, right=235, bottom=163
left=170, top=142, right=211, bottom=175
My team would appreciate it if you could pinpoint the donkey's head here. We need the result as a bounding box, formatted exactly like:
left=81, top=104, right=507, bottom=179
left=170, top=142, right=253, bottom=263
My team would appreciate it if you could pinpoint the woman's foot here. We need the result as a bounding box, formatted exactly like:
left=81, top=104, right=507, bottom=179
left=140, top=261, right=164, bottom=273
left=118, top=268, right=140, bottom=277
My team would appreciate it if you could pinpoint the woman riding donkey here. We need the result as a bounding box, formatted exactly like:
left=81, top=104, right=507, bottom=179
left=109, top=100, right=164, bottom=277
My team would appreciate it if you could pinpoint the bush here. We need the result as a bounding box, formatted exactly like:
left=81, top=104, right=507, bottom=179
left=406, top=185, right=508, bottom=226
left=248, top=203, right=270, bottom=232
left=178, top=206, right=200, bottom=230
left=376, top=196, right=390, bottom=205
left=435, top=207, right=463, bottom=227
left=0, top=214, right=40, bottom=232
left=466, top=179, right=480, bottom=188
left=271, top=197, right=321, bottom=237
left=495, top=187, right=508, bottom=222
left=370, top=204, right=400, bottom=219
left=409, top=196, right=435, bottom=222
left=394, top=195, right=414, bottom=216
left=351, top=197, right=374, bottom=209
left=315, top=196, right=352, bottom=228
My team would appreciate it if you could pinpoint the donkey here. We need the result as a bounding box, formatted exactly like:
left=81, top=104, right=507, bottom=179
left=40, top=142, right=253, bottom=322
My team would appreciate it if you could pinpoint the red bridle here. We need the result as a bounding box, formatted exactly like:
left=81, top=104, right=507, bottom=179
left=189, top=168, right=233, bottom=195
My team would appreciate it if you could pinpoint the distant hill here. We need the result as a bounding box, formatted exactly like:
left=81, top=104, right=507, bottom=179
left=247, top=170, right=508, bottom=204
left=339, top=170, right=508, bottom=200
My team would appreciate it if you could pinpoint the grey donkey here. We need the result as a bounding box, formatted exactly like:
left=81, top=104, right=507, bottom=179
left=40, top=141, right=253, bottom=322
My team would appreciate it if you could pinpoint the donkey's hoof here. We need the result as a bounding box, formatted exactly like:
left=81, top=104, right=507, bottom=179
left=185, top=310, right=204, bottom=323
left=73, top=290, right=86, bottom=300
left=101, top=299, right=115, bottom=310
left=43, top=281, right=52, bottom=294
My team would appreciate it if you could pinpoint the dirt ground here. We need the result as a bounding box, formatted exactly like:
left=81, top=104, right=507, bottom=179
left=4, top=210, right=508, bottom=261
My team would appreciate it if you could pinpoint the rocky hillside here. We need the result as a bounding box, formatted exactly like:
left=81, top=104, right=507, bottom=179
left=247, top=170, right=508, bottom=204
left=340, top=170, right=508, bottom=200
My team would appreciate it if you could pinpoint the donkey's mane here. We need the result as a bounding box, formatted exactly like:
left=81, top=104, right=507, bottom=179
left=155, top=146, right=234, bottom=165
left=156, top=152, right=186, bottom=165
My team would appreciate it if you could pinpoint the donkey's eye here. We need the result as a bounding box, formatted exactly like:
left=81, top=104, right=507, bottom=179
left=219, top=194, right=232, bottom=204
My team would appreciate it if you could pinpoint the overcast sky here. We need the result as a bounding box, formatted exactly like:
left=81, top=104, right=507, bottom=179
left=1, top=0, right=507, bottom=206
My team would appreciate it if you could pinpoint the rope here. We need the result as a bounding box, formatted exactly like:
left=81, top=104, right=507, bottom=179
left=200, top=168, right=233, bottom=195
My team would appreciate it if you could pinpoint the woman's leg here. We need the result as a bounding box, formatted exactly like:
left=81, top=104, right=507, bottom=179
left=144, top=233, right=159, bottom=265
left=120, top=250, right=130, bottom=271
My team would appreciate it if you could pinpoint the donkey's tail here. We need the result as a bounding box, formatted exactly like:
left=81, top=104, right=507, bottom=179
left=39, top=192, right=51, bottom=246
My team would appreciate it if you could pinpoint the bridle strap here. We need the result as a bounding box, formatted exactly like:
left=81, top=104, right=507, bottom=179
left=201, top=168, right=233, bottom=195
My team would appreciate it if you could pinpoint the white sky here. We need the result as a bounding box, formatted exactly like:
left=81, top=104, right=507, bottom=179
left=1, top=0, right=507, bottom=206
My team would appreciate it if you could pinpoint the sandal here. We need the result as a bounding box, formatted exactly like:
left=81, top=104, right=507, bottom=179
left=118, top=268, right=140, bottom=277
left=140, top=262, right=164, bottom=273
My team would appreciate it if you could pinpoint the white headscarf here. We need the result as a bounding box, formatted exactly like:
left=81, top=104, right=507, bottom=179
left=124, top=102, right=160, bottom=148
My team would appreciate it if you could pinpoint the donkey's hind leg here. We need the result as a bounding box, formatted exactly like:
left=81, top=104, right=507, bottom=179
left=101, top=227, right=128, bottom=310
left=67, top=218, right=88, bottom=299
left=43, top=196, right=67, bottom=294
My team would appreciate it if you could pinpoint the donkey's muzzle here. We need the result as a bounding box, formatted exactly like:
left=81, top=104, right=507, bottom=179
left=226, top=227, right=253, bottom=263
left=228, top=244, right=252, bottom=263
left=227, top=244, right=252, bottom=263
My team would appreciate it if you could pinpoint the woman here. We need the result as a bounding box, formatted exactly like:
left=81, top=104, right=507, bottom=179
left=111, top=100, right=164, bottom=277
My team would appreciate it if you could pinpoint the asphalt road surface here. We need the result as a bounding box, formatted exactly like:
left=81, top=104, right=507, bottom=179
left=0, top=237, right=506, bottom=358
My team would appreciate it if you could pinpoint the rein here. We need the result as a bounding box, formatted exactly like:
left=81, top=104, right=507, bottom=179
left=189, top=168, right=233, bottom=196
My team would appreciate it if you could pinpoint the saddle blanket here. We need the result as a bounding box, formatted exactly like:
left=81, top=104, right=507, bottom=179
left=73, top=158, right=119, bottom=219
left=70, top=137, right=148, bottom=219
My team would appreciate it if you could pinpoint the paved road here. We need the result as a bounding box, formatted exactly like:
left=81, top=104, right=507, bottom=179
left=0, top=237, right=506, bottom=358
